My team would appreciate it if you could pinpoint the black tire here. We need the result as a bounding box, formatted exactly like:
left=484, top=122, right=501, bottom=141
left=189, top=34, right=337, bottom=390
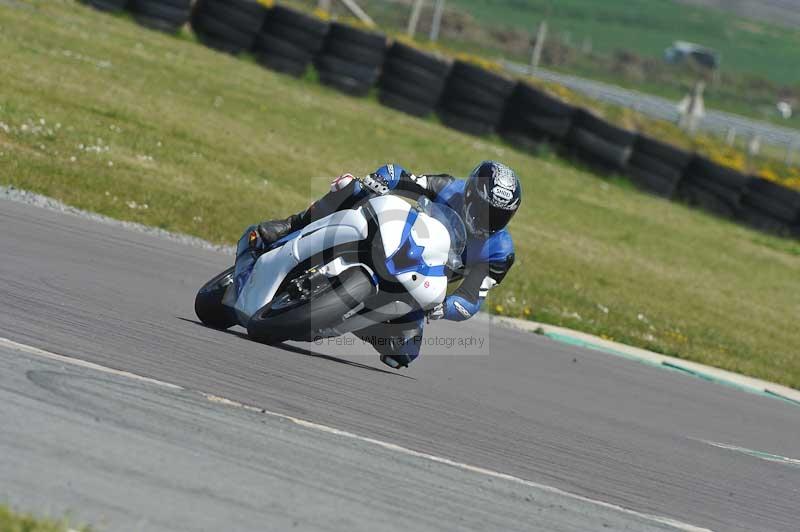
left=381, top=58, right=446, bottom=92
left=255, top=34, right=312, bottom=63
left=628, top=151, right=684, bottom=183
left=438, top=110, right=494, bottom=136
left=501, top=111, right=573, bottom=141
left=691, top=177, right=744, bottom=207
left=198, top=0, right=267, bottom=18
left=736, top=206, right=792, bottom=235
left=267, top=5, right=329, bottom=38
left=567, top=127, right=632, bottom=170
left=686, top=156, right=750, bottom=190
left=130, top=0, right=191, bottom=24
left=742, top=178, right=800, bottom=223
left=192, top=15, right=255, bottom=51
left=634, top=134, right=693, bottom=169
left=444, top=79, right=507, bottom=110
left=195, top=267, right=238, bottom=330
left=379, top=75, right=442, bottom=105
left=510, top=83, right=574, bottom=116
left=194, top=0, right=267, bottom=34
left=449, top=61, right=515, bottom=98
left=80, top=0, right=128, bottom=12
left=327, top=22, right=386, bottom=49
left=387, top=41, right=450, bottom=77
left=325, top=39, right=385, bottom=67
left=572, top=109, right=637, bottom=146
left=150, top=0, right=191, bottom=7
left=256, top=53, right=308, bottom=77
left=440, top=98, right=504, bottom=124
left=745, top=177, right=800, bottom=207
left=628, top=166, right=682, bottom=199
left=261, top=22, right=326, bottom=53
left=194, top=31, right=244, bottom=54
left=247, top=268, right=374, bottom=343
left=677, top=182, right=737, bottom=218
left=315, top=54, right=379, bottom=84
left=379, top=90, right=434, bottom=117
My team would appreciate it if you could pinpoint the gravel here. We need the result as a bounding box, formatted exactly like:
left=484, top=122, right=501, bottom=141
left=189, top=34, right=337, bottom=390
left=0, top=184, right=236, bottom=255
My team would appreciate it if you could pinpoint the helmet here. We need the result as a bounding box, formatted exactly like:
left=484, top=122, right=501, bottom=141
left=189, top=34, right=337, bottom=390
left=463, top=161, right=522, bottom=237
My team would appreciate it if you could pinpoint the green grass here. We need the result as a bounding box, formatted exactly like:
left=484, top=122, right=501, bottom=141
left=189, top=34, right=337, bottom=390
left=2, top=0, right=800, bottom=388
left=0, top=505, right=89, bottom=532
left=448, top=0, right=800, bottom=85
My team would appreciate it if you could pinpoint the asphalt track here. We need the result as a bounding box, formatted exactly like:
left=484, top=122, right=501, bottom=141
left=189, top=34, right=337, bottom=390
left=1, top=198, right=799, bottom=531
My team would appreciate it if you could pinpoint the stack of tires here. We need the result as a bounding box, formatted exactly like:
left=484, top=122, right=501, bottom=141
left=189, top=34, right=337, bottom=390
left=191, top=0, right=268, bottom=54
left=377, top=42, right=450, bottom=118
left=437, top=61, right=514, bottom=136
left=565, top=109, right=637, bottom=173
left=314, top=22, right=387, bottom=97
left=499, top=82, right=576, bottom=149
left=130, top=0, right=192, bottom=33
left=736, top=178, right=800, bottom=236
left=79, top=0, right=128, bottom=12
left=255, top=5, right=329, bottom=77
left=678, top=156, right=750, bottom=218
left=626, top=134, right=692, bottom=199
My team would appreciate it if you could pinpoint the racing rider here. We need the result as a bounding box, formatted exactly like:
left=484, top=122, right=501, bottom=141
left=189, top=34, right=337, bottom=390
left=241, top=161, right=521, bottom=369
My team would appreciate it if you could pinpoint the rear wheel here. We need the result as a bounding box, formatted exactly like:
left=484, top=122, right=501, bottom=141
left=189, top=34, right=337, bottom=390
left=195, top=267, right=237, bottom=329
left=247, top=267, right=374, bottom=344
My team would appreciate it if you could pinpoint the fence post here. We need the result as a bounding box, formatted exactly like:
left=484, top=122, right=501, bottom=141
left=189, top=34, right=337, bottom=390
left=529, top=20, right=547, bottom=74
left=429, top=0, right=445, bottom=42
left=407, top=0, right=426, bottom=38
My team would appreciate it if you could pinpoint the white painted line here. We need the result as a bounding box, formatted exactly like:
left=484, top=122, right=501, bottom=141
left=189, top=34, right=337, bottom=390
left=0, top=337, right=182, bottom=390
left=2, top=335, right=710, bottom=531
left=698, top=440, right=800, bottom=468
left=282, top=415, right=712, bottom=531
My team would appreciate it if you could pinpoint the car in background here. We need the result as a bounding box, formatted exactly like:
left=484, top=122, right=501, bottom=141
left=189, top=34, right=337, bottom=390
left=665, top=41, right=720, bottom=70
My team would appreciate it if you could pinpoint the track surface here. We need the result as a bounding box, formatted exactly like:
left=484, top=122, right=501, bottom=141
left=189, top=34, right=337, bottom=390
left=0, top=346, right=686, bottom=532
left=1, top=198, right=799, bottom=531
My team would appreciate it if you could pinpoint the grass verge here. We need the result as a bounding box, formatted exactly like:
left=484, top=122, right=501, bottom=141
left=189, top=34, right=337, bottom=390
left=1, top=0, right=799, bottom=388
left=0, top=505, right=89, bottom=532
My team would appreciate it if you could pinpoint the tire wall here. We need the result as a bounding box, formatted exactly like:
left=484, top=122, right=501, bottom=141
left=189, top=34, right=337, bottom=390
left=78, top=0, right=799, bottom=240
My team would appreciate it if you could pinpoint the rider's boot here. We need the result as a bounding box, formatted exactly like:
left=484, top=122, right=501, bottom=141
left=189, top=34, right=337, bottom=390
left=256, top=213, right=304, bottom=247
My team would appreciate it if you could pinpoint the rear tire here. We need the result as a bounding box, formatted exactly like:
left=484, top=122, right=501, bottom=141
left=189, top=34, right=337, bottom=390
left=247, top=268, right=374, bottom=344
left=195, top=267, right=237, bottom=329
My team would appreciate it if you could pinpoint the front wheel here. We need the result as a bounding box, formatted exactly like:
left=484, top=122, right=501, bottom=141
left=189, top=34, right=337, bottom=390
left=247, top=267, right=375, bottom=344
left=195, top=266, right=237, bottom=329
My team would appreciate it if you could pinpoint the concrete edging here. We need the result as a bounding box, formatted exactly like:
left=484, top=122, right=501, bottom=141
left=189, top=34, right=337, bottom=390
left=489, top=315, right=800, bottom=407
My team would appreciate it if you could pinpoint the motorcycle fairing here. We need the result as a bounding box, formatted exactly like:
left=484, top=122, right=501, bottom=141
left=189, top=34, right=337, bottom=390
left=370, top=195, right=449, bottom=310
left=234, top=206, right=370, bottom=323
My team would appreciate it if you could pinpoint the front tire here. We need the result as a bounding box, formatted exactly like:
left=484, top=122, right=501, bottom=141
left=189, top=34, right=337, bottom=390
left=195, top=266, right=238, bottom=329
left=247, top=267, right=374, bottom=344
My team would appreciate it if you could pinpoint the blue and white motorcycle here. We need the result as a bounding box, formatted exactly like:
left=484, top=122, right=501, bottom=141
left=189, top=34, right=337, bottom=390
left=195, top=190, right=466, bottom=344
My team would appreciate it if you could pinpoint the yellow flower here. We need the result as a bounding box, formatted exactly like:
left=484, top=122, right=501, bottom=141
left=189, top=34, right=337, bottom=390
left=494, top=304, right=505, bottom=314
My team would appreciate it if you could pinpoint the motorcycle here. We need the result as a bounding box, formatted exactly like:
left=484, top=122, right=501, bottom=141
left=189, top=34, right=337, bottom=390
left=194, top=190, right=466, bottom=345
